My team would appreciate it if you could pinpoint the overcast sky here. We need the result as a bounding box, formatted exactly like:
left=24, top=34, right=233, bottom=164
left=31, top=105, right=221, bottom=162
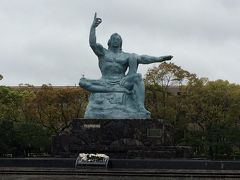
left=0, top=0, right=239, bottom=86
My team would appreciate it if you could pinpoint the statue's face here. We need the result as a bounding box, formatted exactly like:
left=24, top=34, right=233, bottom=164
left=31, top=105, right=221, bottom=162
left=108, top=33, right=122, bottom=49
left=111, top=35, right=121, bottom=47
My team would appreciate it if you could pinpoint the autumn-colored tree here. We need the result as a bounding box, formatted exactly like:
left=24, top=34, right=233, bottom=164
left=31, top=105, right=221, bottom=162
left=34, top=85, right=88, bottom=134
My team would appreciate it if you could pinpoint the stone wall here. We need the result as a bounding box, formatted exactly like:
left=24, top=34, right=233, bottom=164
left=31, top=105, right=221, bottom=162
left=52, top=119, right=192, bottom=159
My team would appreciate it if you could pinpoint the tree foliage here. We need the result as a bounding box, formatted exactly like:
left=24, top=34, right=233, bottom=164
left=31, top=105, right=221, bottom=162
left=1, top=62, right=240, bottom=159
left=145, top=63, right=240, bottom=159
left=0, top=85, right=88, bottom=156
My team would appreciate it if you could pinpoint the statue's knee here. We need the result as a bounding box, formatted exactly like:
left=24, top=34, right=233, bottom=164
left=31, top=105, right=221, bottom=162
left=137, top=73, right=142, bottom=79
left=134, top=73, right=142, bottom=81
left=124, top=82, right=133, bottom=90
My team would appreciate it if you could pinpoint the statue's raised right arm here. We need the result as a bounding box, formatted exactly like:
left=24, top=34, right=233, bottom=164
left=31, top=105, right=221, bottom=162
left=89, top=13, right=105, bottom=57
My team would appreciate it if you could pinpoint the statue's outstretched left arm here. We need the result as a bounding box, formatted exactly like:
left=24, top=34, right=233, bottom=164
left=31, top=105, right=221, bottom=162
left=138, top=55, right=173, bottom=64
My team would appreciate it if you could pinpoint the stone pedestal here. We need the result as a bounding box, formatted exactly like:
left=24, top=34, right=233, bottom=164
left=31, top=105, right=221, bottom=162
left=84, top=92, right=150, bottom=119
left=52, top=119, right=192, bottom=159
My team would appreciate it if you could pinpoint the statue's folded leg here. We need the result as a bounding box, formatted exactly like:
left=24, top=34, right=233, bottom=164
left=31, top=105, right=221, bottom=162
left=79, top=78, right=131, bottom=94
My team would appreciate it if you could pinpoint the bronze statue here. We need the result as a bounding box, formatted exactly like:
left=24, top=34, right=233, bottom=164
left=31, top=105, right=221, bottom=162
left=79, top=13, right=173, bottom=119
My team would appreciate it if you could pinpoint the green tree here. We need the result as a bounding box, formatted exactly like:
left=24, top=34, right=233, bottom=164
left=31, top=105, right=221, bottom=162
left=144, top=62, right=194, bottom=122
left=0, top=120, right=17, bottom=154
left=181, top=78, right=240, bottom=158
left=0, top=86, right=23, bottom=122
left=0, top=86, right=24, bottom=155
left=16, top=119, right=50, bottom=156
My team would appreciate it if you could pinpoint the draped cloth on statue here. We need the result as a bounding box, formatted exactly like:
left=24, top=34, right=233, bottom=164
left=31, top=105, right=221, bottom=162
left=84, top=78, right=150, bottom=119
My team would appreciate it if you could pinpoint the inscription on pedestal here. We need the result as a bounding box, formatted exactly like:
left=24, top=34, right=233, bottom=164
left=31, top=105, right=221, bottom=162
left=83, top=124, right=101, bottom=129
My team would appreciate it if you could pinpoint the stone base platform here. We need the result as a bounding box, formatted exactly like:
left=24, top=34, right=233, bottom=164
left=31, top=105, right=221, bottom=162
left=2, top=158, right=240, bottom=170
left=2, top=158, right=240, bottom=179
left=52, top=119, right=192, bottom=159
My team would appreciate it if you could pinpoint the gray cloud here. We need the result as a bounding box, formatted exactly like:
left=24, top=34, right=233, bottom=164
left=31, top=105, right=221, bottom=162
left=0, top=0, right=240, bottom=85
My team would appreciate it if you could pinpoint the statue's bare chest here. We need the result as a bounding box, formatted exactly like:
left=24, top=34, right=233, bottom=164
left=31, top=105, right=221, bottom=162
left=104, top=52, right=129, bottom=65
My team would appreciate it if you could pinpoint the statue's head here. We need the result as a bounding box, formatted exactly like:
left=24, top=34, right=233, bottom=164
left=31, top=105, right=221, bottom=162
left=108, top=33, right=122, bottom=50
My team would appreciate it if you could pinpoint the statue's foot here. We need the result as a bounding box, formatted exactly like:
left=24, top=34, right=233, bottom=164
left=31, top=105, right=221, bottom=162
left=79, top=78, right=88, bottom=88
left=138, top=106, right=150, bottom=115
left=111, top=87, right=132, bottom=94
left=124, top=89, right=133, bottom=94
